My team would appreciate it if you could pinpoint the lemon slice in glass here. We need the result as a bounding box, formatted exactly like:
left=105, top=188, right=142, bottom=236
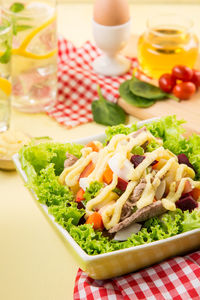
left=12, top=1, right=57, bottom=60
left=0, top=78, right=11, bottom=96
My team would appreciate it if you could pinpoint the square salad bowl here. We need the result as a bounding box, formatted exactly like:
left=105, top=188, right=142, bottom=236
left=13, top=118, right=200, bottom=280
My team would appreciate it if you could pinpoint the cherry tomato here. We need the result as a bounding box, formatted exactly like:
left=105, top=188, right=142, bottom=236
left=172, top=65, right=193, bottom=81
left=158, top=73, right=176, bottom=93
left=172, top=82, right=196, bottom=100
left=191, top=69, right=200, bottom=89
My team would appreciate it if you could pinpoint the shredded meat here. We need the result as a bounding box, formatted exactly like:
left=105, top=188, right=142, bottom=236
left=120, top=179, right=146, bottom=221
left=109, top=201, right=166, bottom=233
left=64, top=152, right=78, bottom=168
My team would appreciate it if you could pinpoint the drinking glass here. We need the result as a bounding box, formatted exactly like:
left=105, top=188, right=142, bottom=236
left=0, top=13, right=12, bottom=132
left=2, top=0, right=57, bottom=113
left=137, top=14, right=199, bottom=78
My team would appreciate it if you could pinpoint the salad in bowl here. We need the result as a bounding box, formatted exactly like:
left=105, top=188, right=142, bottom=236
left=18, top=116, right=200, bottom=257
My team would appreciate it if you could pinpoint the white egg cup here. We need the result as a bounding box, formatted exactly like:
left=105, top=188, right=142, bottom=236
left=92, top=19, right=131, bottom=76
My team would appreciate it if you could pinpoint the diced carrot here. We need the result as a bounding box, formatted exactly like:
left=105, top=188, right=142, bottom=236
left=152, top=161, right=159, bottom=169
left=103, top=165, right=113, bottom=184
left=76, top=188, right=85, bottom=202
left=79, top=161, right=95, bottom=179
left=85, top=141, right=99, bottom=152
left=86, top=212, right=104, bottom=230
left=190, top=188, right=200, bottom=201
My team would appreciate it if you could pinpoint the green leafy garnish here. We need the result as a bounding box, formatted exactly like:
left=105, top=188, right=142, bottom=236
left=92, top=86, right=126, bottom=126
left=129, top=76, right=166, bottom=100
left=119, top=80, right=155, bottom=108
left=113, top=187, right=123, bottom=196
left=105, top=123, right=137, bottom=144
left=83, top=181, right=104, bottom=204
left=119, top=77, right=179, bottom=109
left=14, top=24, right=32, bottom=33
left=181, top=210, right=200, bottom=231
left=131, top=145, right=144, bottom=155
left=0, top=41, right=12, bottom=64
left=10, top=3, right=32, bottom=35
left=10, top=2, right=25, bottom=13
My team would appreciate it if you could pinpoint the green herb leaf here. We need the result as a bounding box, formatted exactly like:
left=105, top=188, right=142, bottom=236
left=131, top=145, right=144, bottom=155
left=0, top=41, right=11, bottom=64
left=129, top=76, right=167, bottom=100
left=113, top=187, right=123, bottom=196
left=14, top=24, right=32, bottom=33
left=10, top=2, right=25, bottom=13
left=92, top=87, right=126, bottom=126
left=84, top=181, right=104, bottom=204
left=119, top=80, right=155, bottom=108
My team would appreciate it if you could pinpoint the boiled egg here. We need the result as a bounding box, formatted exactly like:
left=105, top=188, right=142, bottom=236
left=93, top=0, right=130, bottom=26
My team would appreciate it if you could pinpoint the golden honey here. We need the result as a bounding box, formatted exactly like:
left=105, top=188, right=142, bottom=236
left=137, top=15, right=199, bottom=79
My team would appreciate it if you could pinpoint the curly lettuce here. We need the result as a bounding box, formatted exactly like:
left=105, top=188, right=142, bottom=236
left=61, top=209, right=200, bottom=255
left=19, top=115, right=200, bottom=256
left=83, top=181, right=104, bottom=204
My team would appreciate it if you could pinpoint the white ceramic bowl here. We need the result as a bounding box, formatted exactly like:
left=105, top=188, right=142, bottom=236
left=13, top=118, right=200, bottom=279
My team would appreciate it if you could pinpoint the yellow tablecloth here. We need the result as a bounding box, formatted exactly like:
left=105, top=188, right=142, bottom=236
left=1, top=3, right=200, bottom=300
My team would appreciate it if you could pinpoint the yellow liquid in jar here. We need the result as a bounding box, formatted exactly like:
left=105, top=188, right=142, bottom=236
left=137, top=27, right=199, bottom=78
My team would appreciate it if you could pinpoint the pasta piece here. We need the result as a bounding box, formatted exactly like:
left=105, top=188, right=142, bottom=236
left=65, top=152, right=97, bottom=187
left=129, top=147, right=167, bottom=181
left=102, top=181, right=137, bottom=230
left=176, top=164, right=195, bottom=181
left=136, top=174, right=155, bottom=209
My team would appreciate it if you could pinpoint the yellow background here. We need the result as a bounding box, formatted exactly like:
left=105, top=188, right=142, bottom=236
left=1, top=2, right=200, bottom=300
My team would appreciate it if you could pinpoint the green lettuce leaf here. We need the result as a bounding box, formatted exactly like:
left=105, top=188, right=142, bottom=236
left=31, top=164, right=74, bottom=206
left=181, top=209, right=200, bottom=232
left=49, top=204, right=84, bottom=227
left=105, top=123, right=137, bottom=144
left=83, top=181, right=104, bottom=204
left=19, top=142, right=83, bottom=176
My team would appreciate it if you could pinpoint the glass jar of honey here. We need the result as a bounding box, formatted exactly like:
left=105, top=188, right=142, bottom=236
left=137, top=14, right=199, bottom=78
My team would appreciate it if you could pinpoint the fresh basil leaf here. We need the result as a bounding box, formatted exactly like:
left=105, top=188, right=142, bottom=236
left=0, top=41, right=11, bottom=64
left=119, top=80, right=155, bottom=108
left=10, top=2, right=25, bottom=13
left=92, top=87, right=126, bottom=126
left=129, top=76, right=167, bottom=100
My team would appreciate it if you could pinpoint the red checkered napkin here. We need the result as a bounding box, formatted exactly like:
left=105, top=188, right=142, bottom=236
left=46, top=36, right=138, bottom=128
left=74, top=251, right=200, bottom=300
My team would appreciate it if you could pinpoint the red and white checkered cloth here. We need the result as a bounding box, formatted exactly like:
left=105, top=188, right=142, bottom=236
left=46, top=36, right=138, bottom=128
left=74, top=251, right=200, bottom=300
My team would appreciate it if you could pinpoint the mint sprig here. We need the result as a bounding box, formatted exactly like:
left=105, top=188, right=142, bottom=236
left=10, top=2, right=25, bottom=13
left=0, top=41, right=11, bottom=64
left=10, top=2, right=32, bottom=35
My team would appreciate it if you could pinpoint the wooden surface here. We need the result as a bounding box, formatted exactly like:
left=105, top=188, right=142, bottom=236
left=118, top=94, right=200, bottom=136
left=120, top=35, right=200, bottom=135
